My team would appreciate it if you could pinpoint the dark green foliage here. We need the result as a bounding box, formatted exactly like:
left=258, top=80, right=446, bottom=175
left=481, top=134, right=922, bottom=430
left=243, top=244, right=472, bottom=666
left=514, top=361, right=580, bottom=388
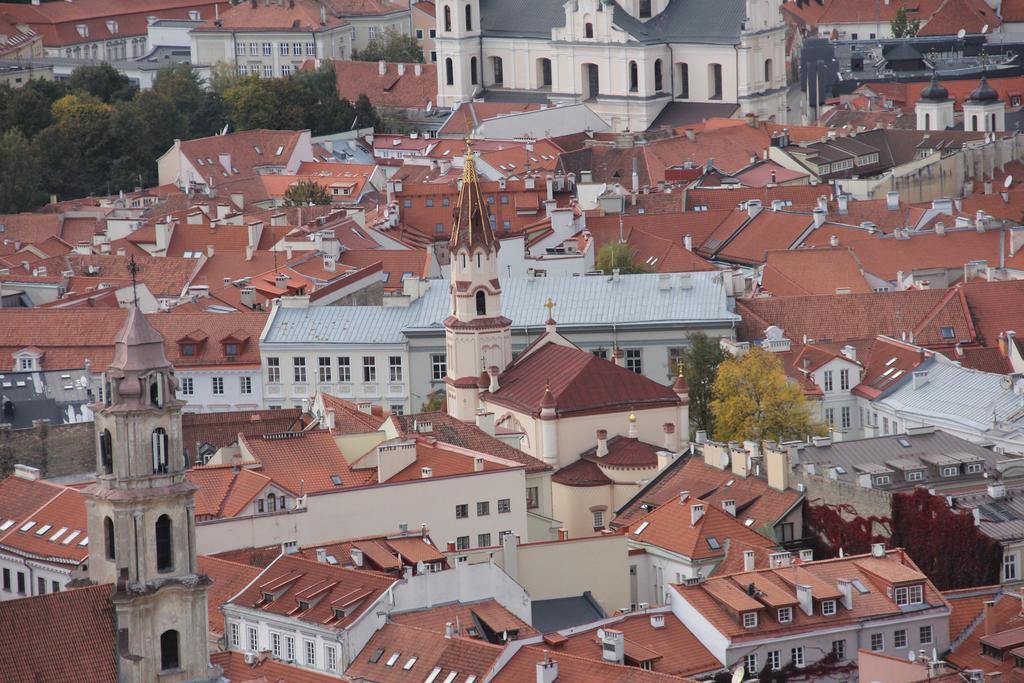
left=351, top=29, right=424, bottom=63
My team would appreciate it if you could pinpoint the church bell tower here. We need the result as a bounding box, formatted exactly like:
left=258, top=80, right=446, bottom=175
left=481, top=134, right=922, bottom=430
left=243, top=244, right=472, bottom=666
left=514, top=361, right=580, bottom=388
left=444, top=144, right=512, bottom=421
left=82, top=282, right=215, bottom=682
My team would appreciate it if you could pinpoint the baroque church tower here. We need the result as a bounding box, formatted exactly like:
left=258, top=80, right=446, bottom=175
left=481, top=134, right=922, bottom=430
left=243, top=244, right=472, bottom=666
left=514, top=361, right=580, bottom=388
left=82, top=300, right=215, bottom=682
left=445, top=144, right=512, bottom=421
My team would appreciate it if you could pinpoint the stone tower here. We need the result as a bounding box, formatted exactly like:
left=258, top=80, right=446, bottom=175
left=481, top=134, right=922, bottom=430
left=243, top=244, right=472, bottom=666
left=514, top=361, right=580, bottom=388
left=82, top=304, right=215, bottom=682
left=444, top=144, right=512, bottom=421
left=915, top=72, right=954, bottom=132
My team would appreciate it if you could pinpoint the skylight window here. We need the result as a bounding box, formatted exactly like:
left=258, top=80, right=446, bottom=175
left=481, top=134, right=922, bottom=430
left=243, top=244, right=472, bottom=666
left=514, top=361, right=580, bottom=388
left=34, top=524, right=52, bottom=536
left=79, top=536, right=89, bottom=546
left=442, top=671, right=458, bottom=683
left=275, top=145, right=284, bottom=156
left=368, top=648, right=385, bottom=664
left=885, top=357, right=898, bottom=366
left=635, top=521, right=650, bottom=535
left=897, top=437, right=911, bottom=448
left=50, top=526, right=67, bottom=542
left=882, top=367, right=895, bottom=377
left=403, top=656, right=418, bottom=670
left=725, top=479, right=735, bottom=487
left=707, top=536, right=721, bottom=550
left=62, top=530, right=80, bottom=545
left=331, top=474, right=342, bottom=486
left=745, top=519, right=755, bottom=527
left=385, top=652, right=401, bottom=667
left=851, top=579, right=870, bottom=593
left=834, top=465, right=847, bottom=475
left=424, top=668, right=443, bottom=683
left=19, top=521, right=35, bottom=533
left=254, top=146, right=263, bottom=155
left=0, top=520, right=14, bottom=532
left=940, top=326, right=955, bottom=339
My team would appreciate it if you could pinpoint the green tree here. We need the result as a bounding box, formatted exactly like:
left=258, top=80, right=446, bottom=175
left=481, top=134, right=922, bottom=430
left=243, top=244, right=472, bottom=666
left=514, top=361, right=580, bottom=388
left=152, top=64, right=224, bottom=138
left=67, top=63, right=137, bottom=103
left=711, top=347, right=822, bottom=442
left=351, top=28, right=424, bottom=63
left=0, top=129, right=44, bottom=212
left=108, top=90, right=187, bottom=191
left=283, top=180, right=332, bottom=206
left=0, top=85, right=56, bottom=137
left=595, top=241, right=650, bottom=274
left=890, top=6, right=920, bottom=38
left=421, top=390, right=445, bottom=412
left=208, top=61, right=241, bottom=94
left=676, top=332, right=727, bottom=436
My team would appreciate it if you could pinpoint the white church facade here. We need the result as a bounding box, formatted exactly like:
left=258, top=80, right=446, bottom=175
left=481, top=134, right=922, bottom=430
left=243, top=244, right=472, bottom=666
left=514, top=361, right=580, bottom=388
left=433, top=0, right=790, bottom=131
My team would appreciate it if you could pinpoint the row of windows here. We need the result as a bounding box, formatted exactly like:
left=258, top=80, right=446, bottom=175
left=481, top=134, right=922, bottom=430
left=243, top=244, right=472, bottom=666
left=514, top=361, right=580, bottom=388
left=455, top=530, right=514, bottom=550
left=103, top=514, right=175, bottom=572
left=1, top=568, right=60, bottom=595
left=235, top=41, right=316, bottom=57
left=267, top=356, right=404, bottom=384
left=821, top=369, right=851, bottom=392
left=230, top=623, right=339, bottom=672
left=179, top=376, right=253, bottom=396
left=823, top=406, right=851, bottom=430
left=454, top=498, right=513, bottom=519
left=236, top=64, right=294, bottom=78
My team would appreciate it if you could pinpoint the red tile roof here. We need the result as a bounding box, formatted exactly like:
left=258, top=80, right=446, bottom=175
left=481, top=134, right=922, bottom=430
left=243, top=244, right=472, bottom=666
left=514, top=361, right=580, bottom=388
left=178, top=129, right=306, bottom=182
left=614, top=456, right=802, bottom=531
left=553, top=611, right=720, bottom=677
left=149, top=310, right=268, bottom=369
left=578, top=435, right=663, bottom=468
left=0, top=484, right=88, bottom=567
left=960, top=279, right=1024, bottom=348
left=487, top=343, right=680, bottom=418
left=186, top=465, right=290, bottom=520
left=760, top=247, right=872, bottom=296
left=182, top=408, right=305, bottom=456
left=736, top=288, right=976, bottom=347
left=238, top=430, right=377, bottom=495
left=918, top=0, right=1000, bottom=36
left=348, top=623, right=504, bottom=682
left=211, top=650, right=339, bottom=682
left=317, top=59, right=437, bottom=109
left=946, top=588, right=1024, bottom=676
left=586, top=222, right=717, bottom=273
left=0, top=213, right=62, bottom=245
left=493, top=645, right=688, bottom=682
left=197, top=555, right=262, bottom=636
left=676, top=549, right=945, bottom=642
left=389, top=411, right=550, bottom=473
left=439, top=102, right=545, bottom=136
left=585, top=210, right=735, bottom=256
left=2, top=0, right=221, bottom=46
left=0, top=583, right=117, bottom=682
left=701, top=210, right=813, bottom=265
left=228, top=552, right=395, bottom=630
left=320, top=0, right=408, bottom=16
left=551, top=457, right=614, bottom=486
left=337, top=248, right=433, bottom=290
left=391, top=599, right=538, bottom=639
left=684, top=186, right=828, bottom=212
left=817, top=0, right=939, bottom=25
left=192, top=0, right=348, bottom=32
left=628, top=496, right=777, bottom=561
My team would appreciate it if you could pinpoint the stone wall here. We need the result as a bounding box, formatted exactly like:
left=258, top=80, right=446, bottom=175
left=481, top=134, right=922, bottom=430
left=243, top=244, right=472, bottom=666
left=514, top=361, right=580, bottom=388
left=0, top=419, right=96, bottom=479
left=795, top=469, right=894, bottom=537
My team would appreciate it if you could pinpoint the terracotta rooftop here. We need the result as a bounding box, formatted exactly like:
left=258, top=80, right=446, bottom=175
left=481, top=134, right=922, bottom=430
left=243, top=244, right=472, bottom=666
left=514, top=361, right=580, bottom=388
left=391, top=599, right=539, bottom=641
left=197, top=555, right=262, bottom=636
left=438, top=102, right=545, bottom=136
left=760, top=247, right=872, bottom=296
left=551, top=611, right=720, bottom=677
left=614, top=455, right=803, bottom=531
left=0, top=481, right=88, bottom=568
left=347, top=623, right=504, bottom=683
left=945, top=587, right=1024, bottom=676
left=627, top=495, right=778, bottom=561
left=182, top=408, right=305, bottom=460
left=551, top=458, right=614, bottom=487
left=700, top=210, right=813, bottom=265
left=211, top=650, right=338, bottom=682
left=675, top=549, right=946, bottom=642
left=186, top=465, right=291, bottom=520
left=487, top=343, right=680, bottom=418
left=0, top=583, right=117, bottom=682
left=193, top=0, right=348, bottom=31
left=493, top=645, right=689, bottom=682
left=316, top=59, right=437, bottom=110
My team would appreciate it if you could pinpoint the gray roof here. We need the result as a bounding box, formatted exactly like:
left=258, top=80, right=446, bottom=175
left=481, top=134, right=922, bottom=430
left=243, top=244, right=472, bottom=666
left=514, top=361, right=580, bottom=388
left=530, top=592, right=605, bottom=633
left=798, top=429, right=1006, bottom=489
left=264, top=272, right=738, bottom=344
left=479, top=0, right=745, bottom=45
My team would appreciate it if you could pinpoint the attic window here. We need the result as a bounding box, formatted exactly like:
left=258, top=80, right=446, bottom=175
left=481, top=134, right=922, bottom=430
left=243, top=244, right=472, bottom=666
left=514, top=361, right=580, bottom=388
left=635, top=521, right=650, bottom=535
left=224, top=343, right=238, bottom=357
left=885, top=357, right=898, bottom=366
left=834, top=465, right=847, bottom=475
left=275, top=146, right=285, bottom=156
left=403, top=656, right=418, bottom=670
left=19, top=521, right=35, bottom=533
left=34, top=524, right=52, bottom=536
left=262, top=591, right=275, bottom=603
left=181, top=344, right=196, bottom=357
left=330, top=474, right=342, bottom=486
left=897, top=437, right=911, bottom=447
left=940, top=326, right=955, bottom=339
left=385, top=651, right=401, bottom=667
left=298, top=600, right=311, bottom=611
left=368, top=648, right=385, bottom=664
left=851, top=579, right=869, bottom=593
left=197, top=158, right=205, bottom=166
left=707, top=536, right=721, bottom=550
left=744, top=518, right=755, bottom=527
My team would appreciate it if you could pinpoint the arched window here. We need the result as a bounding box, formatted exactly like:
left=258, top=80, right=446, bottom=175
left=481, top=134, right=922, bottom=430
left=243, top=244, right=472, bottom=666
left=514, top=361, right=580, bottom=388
left=445, top=57, right=454, bottom=86
left=149, top=373, right=164, bottom=407
left=585, top=22, right=594, bottom=38
left=160, top=630, right=180, bottom=671
left=99, top=429, right=113, bottom=474
left=678, top=62, right=689, bottom=99
left=476, top=252, right=482, bottom=267
left=654, top=59, right=663, bottom=92
left=628, top=61, right=638, bottom=93
left=470, top=56, right=478, bottom=85
left=708, top=63, right=723, bottom=99
left=443, top=4, right=452, bottom=31
left=460, top=253, right=467, bottom=268
left=465, top=3, right=473, bottom=31
left=156, top=514, right=173, bottom=571
left=538, top=58, right=552, bottom=88
left=475, top=291, right=487, bottom=315
left=764, top=58, right=773, bottom=85
left=104, top=516, right=115, bottom=561
left=924, top=113, right=931, bottom=129
left=972, top=114, right=979, bottom=131
left=152, top=428, right=169, bottom=474
left=639, top=0, right=652, bottom=17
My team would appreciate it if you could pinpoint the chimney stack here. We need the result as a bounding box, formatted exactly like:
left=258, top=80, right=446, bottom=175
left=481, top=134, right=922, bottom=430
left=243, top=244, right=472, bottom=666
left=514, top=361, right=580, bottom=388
left=596, top=429, right=609, bottom=457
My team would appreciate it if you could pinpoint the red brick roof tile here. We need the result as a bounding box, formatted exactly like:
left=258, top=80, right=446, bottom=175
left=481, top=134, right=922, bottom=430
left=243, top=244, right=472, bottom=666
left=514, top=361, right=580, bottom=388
left=198, top=555, right=262, bottom=636
left=318, top=59, right=436, bottom=109
left=212, top=650, right=339, bottom=682
left=183, top=408, right=305, bottom=456
left=761, top=247, right=872, bottom=296
left=391, top=599, right=538, bottom=638
left=494, top=645, right=690, bottom=682
left=347, top=623, right=504, bottom=682
left=193, top=0, right=348, bottom=32
left=946, top=588, right=1023, bottom=675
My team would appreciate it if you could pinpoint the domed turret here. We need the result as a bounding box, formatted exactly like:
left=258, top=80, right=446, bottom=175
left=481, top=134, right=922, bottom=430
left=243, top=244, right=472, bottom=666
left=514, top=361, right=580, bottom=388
left=919, top=73, right=948, bottom=101
left=969, top=76, right=998, bottom=102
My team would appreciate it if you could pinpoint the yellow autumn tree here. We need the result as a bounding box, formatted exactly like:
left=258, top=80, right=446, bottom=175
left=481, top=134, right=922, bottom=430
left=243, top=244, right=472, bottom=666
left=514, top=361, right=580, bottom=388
left=711, top=347, right=823, bottom=442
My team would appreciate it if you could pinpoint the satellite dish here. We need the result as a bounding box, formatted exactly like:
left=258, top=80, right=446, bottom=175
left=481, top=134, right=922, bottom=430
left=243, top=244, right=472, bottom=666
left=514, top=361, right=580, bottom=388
left=982, top=23, right=989, bottom=34
left=1005, top=175, right=1014, bottom=189
left=958, top=28, right=967, bottom=39
left=731, top=667, right=746, bottom=683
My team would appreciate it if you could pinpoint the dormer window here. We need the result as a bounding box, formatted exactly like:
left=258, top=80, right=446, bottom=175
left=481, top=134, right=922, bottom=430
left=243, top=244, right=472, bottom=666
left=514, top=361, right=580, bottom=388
left=225, top=343, right=238, bottom=357
left=106, top=20, right=118, bottom=34
left=76, top=23, right=88, bottom=37
left=894, top=584, right=923, bottom=606
left=777, top=606, right=793, bottom=623
left=941, top=465, right=959, bottom=477
left=263, top=591, right=275, bottom=603
left=821, top=600, right=837, bottom=616
left=181, top=343, right=196, bottom=357
left=19, top=357, right=33, bottom=371
left=742, top=612, right=758, bottom=628
left=298, top=600, right=311, bottom=611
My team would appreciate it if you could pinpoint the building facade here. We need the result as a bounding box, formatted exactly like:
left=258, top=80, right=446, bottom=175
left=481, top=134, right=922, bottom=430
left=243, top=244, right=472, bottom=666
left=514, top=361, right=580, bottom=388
left=433, top=0, right=789, bottom=131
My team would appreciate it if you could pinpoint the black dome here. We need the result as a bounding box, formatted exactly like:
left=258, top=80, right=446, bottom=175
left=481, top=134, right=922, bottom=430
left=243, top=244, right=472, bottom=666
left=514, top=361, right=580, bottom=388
left=969, top=76, right=999, bottom=103
left=920, top=73, right=949, bottom=101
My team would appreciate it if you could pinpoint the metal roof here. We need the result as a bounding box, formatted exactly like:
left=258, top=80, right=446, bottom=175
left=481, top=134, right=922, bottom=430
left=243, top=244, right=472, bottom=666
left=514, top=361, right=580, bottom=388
left=264, top=272, right=738, bottom=344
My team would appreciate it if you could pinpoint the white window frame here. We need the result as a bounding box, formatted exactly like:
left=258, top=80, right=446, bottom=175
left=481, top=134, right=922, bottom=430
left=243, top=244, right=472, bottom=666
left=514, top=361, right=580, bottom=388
left=318, top=357, right=332, bottom=383
left=338, top=357, right=351, bottom=382
left=768, top=650, right=780, bottom=670
left=305, top=639, right=316, bottom=666
left=823, top=370, right=833, bottom=391
left=240, top=376, right=252, bottom=395
left=941, top=465, right=959, bottom=477
left=624, top=348, right=642, bottom=374
left=229, top=622, right=240, bottom=648
left=791, top=646, right=805, bottom=667
left=325, top=644, right=337, bottom=671
left=212, top=376, right=224, bottom=395
left=821, top=599, right=836, bottom=616
left=431, top=353, right=447, bottom=381
left=745, top=653, right=757, bottom=676
left=262, top=42, right=272, bottom=56
left=870, top=633, right=884, bottom=652
left=840, top=368, right=850, bottom=390
left=907, top=470, right=924, bottom=481
left=389, top=356, right=403, bottom=382
left=247, top=626, right=258, bottom=652
left=1006, top=552, right=1019, bottom=581
left=593, top=510, right=605, bottom=528
left=920, top=625, right=933, bottom=645
left=363, top=356, right=376, bottom=382
left=777, top=606, right=792, bottom=623
left=743, top=612, right=758, bottom=628
left=894, top=629, right=907, bottom=649
left=267, top=357, right=280, bottom=383
left=181, top=377, right=194, bottom=396
left=293, top=357, right=307, bottom=383
left=280, top=42, right=289, bottom=55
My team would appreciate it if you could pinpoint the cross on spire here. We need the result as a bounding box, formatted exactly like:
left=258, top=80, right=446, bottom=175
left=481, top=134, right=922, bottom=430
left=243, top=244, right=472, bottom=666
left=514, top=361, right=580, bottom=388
left=544, top=297, right=556, bottom=319
left=127, top=254, right=140, bottom=306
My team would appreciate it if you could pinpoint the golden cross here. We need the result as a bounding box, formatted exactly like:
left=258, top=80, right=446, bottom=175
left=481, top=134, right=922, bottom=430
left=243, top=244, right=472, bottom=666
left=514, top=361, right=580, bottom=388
left=544, top=298, right=556, bottom=317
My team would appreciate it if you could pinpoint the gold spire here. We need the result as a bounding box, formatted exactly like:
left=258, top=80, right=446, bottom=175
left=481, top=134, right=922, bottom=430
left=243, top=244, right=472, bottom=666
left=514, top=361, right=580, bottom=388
left=462, top=139, right=478, bottom=184
left=544, top=297, right=556, bottom=318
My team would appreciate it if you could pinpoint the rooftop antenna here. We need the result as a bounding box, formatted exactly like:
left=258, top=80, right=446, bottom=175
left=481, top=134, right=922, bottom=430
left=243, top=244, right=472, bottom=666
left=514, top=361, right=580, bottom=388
left=127, top=254, right=140, bottom=306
